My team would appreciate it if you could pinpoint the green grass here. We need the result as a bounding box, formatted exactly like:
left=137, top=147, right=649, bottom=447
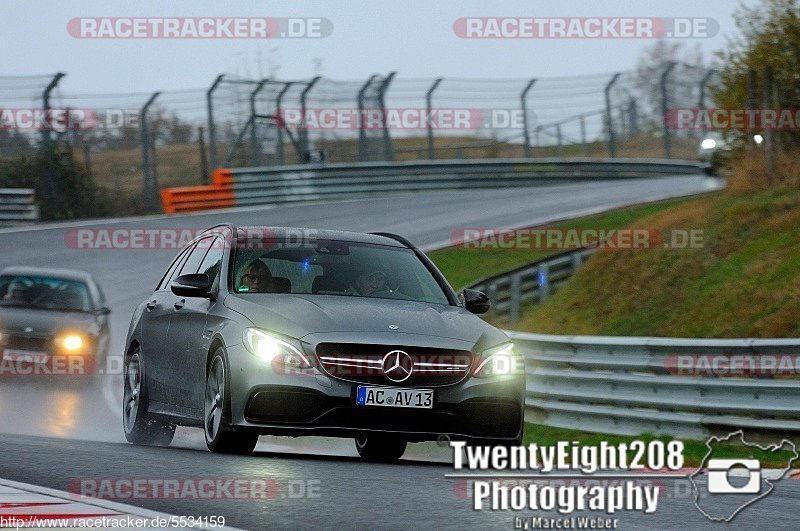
left=427, top=197, right=697, bottom=290
left=515, top=187, right=800, bottom=337
left=522, top=423, right=800, bottom=469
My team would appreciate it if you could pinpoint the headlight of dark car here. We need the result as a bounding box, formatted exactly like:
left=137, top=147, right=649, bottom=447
left=473, top=342, right=521, bottom=378
left=243, top=328, right=312, bottom=369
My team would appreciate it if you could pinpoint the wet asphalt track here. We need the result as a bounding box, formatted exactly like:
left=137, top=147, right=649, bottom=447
left=5, top=176, right=792, bottom=530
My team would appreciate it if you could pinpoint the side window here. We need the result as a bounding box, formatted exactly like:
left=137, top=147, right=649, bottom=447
left=178, top=237, right=215, bottom=277
left=197, top=238, right=224, bottom=282
left=157, top=247, right=191, bottom=291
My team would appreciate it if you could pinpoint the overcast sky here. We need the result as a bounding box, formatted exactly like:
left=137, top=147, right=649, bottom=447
left=1, top=0, right=752, bottom=94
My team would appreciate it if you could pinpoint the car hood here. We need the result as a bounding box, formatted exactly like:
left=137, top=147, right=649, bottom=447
left=223, top=293, right=506, bottom=348
left=0, top=306, right=98, bottom=337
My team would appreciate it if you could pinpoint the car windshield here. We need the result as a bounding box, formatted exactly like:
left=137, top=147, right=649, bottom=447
left=0, top=275, right=93, bottom=312
left=232, top=239, right=450, bottom=305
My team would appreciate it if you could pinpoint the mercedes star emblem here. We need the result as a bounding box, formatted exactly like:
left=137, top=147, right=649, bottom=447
left=381, top=350, right=413, bottom=383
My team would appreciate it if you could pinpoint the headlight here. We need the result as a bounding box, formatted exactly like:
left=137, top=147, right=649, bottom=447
left=244, top=329, right=311, bottom=369
left=700, top=138, right=717, bottom=150
left=474, top=343, right=520, bottom=378
left=61, top=334, right=85, bottom=351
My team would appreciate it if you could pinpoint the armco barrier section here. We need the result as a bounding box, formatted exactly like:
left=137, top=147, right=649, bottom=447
left=470, top=248, right=597, bottom=322
left=510, top=332, right=800, bottom=438
left=161, top=158, right=710, bottom=213
left=0, top=189, right=39, bottom=225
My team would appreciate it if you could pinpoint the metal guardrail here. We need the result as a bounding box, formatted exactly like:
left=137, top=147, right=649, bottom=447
left=469, top=248, right=597, bottom=322
left=161, top=158, right=710, bottom=213
left=511, top=332, right=800, bottom=438
left=0, top=189, right=39, bottom=225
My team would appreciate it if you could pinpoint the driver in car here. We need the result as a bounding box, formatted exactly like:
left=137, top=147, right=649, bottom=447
left=354, top=265, right=393, bottom=297
left=238, top=259, right=274, bottom=293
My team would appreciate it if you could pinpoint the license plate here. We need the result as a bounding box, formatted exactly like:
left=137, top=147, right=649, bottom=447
left=356, top=386, right=433, bottom=409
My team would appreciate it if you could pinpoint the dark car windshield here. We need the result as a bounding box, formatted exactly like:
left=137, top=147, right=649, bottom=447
left=0, top=275, right=93, bottom=312
left=232, top=239, right=450, bottom=305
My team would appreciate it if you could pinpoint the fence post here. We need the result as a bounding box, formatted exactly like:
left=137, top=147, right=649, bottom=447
left=580, top=115, right=588, bottom=156
left=521, top=78, right=537, bottom=158
left=357, top=75, right=377, bottom=162
left=556, top=123, right=564, bottom=158
left=509, top=273, right=522, bottom=322
left=604, top=73, right=621, bottom=158
left=378, top=72, right=396, bottom=161
left=660, top=61, right=677, bottom=159
left=140, top=91, right=161, bottom=212
left=198, top=126, right=209, bottom=183
left=298, top=76, right=321, bottom=163
left=249, top=79, right=269, bottom=166
left=628, top=98, right=639, bottom=136
left=763, top=66, right=775, bottom=174
left=38, top=72, right=65, bottom=220
left=206, top=74, right=224, bottom=171
left=275, top=81, right=294, bottom=166
left=426, top=77, right=443, bottom=160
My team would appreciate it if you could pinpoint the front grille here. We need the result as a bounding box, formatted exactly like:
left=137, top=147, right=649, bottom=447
left=4, top=334, right=50, bottom=352
left=316, top=343, right=473, bottom=387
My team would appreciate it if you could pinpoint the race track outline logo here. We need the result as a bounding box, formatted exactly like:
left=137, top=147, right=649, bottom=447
left=689, top=430, right=799, bottom=522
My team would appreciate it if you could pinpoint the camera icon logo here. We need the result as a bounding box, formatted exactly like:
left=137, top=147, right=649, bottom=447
left=707, top=458, right=761, bottom=494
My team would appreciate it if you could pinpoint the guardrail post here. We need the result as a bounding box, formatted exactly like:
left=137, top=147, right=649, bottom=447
left=249, top=79, right=269, bottom=166
left=275, top=81, right=294, bottom=166
left=537, top=263, right=551, bottom=301
left=571, top=251, right=583, bottom=271
left=426, top=77, right=443, bottom=160
left=486, top=281, right=498, bottom=316
left=604, top=73, right=621, bottom=158
left=206, top=74, right=224, bottom=171
left=357, top=75, right=377, bottom=162
left=140, top=91, right=161, bottom=212
left=378, top=72, right=396, bottom=161
left=521, top=79, right=537, bottom=158
left=509, top=273, right=522, bottom=322
left=660, top=62, right=677, bottom=159
left=299, top=76, right=321, bottom=163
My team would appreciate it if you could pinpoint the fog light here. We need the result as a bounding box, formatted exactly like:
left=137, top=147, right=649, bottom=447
left=63, top=335, right=84, bottom=351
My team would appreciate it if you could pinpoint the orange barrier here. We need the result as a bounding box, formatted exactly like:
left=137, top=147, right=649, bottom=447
left=161, top=169, right=234, bottom=214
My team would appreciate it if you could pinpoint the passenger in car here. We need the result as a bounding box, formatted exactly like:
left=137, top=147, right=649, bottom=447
left=237, top=259, right=274, bottom=293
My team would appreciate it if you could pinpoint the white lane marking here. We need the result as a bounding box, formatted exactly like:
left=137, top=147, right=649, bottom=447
left=0, top=477, right=244, bottom=530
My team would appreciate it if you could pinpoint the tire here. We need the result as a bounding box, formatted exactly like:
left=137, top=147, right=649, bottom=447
left=122, top=346, right=175, bottom=446
left=355, top=433, right=407, bottom=462
left=204, top=348, right=258, bottom=455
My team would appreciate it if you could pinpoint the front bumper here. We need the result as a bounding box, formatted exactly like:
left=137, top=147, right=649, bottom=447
left=226, top=343, right=524, bottom=442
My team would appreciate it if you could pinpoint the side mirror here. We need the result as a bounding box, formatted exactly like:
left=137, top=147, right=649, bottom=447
left=96, top=306, right=111, bottom=316
left=461, top=288, right=490, bottom=314
left=171, top=274, right=211, bottom=298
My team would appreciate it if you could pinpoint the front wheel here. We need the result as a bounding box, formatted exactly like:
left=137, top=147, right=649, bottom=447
left=204, top=349, right=258, bottom=455
left=122, top=347, right=175, bottom=446
left=355, top=433, right=407, bottom=462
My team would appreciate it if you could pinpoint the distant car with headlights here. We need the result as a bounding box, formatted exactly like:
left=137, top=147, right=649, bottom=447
left=123, top=225, right=524, bottom=461
left=0, top=266, right=111, bottom=379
